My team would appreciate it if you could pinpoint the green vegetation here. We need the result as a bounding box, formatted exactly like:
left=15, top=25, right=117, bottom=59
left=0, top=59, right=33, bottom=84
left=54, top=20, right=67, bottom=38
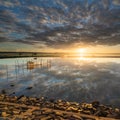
left=0, top=52, right=65, bottom=58
left=0, top=52, right=120, bottom=58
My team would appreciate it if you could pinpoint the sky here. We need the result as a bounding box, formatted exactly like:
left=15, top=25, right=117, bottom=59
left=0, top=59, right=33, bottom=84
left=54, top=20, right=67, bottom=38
left=0, top=0, right=120, bottom=53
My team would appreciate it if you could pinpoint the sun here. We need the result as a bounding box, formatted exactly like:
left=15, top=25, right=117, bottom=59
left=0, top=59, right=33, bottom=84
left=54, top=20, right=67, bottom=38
left=77, top=48, right=86, bottom=54
left=76, top=48, right=86, bottom=57
left=78, top=48, right=86, bottom=53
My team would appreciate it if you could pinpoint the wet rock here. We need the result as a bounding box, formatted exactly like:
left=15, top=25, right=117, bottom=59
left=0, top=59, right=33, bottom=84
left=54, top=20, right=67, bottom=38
left=29, top=97, right=36, bottom=101
left=17, top=95, right=25, bottom=100
left=1, top=89, right=6, bottom=94
left=0, top=94, right=5, bottom=101
left=72, top=114, right=83, bottom=120
left=115, top=108, right=120, bottom=113
left=100, top=111, right=108, bottom=117
left=26, top=86, right=33, bottom=90
left=66, top=106, right=78, bottom=112
left=49, top=98, right=55, bottom=103
left=13, top=92, right=15, bottom=94
left=9, top=96, right=17, bottom=102
left=9, top=92, right=16, bottom=95
left=57, top=99, right=62, bottom=103
left=3, top=107, right=8, bottom=110
left=71, top=102, right=79, bottom=106
left=0, top=94, right=120, bottom=119
left=10, top=84, right=14, bottom=87
left=109, top=108, right=120, bottom=119
left=66, top=101, right=71, bottom=106
left=19, top=96, right=27, bottom=102
left=82, top=110, right=91, bottom=115
left=91, top=101, right=100, bottom=108
left=13, top=110, right=20, bottom=115
left=2, top=112, right=9, bottom=117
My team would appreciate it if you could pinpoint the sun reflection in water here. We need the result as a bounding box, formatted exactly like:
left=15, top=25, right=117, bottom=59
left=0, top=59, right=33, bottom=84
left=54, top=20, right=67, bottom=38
left=75, top=57, right=120, bottom=63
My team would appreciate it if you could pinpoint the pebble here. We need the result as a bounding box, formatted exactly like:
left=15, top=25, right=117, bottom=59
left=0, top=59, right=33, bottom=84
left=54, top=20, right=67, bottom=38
left=0, top=94, right=120, bottom=119
left=92, top=101, right=100, bottom=108
left=26, top=86, right=33, bottom=90
left=1, top=90, right=6, bottom=94
left=2, top=112, right=8, bottom=117
left=10, top=84, right=14, bottom=87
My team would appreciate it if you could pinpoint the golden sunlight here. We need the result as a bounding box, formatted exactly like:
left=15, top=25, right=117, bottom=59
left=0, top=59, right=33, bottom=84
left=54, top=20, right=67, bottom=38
left=76, top=48, right=86, bottom=57
left=77, top=48, right=86, bottom=53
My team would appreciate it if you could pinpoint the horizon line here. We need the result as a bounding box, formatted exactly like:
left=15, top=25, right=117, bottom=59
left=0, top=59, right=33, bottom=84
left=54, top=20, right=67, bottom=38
left=0, top=51, right=120, bottom=54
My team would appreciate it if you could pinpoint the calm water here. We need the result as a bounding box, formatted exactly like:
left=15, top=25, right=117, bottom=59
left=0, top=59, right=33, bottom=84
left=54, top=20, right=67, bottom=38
left=0, top=57, right=120, bottom=107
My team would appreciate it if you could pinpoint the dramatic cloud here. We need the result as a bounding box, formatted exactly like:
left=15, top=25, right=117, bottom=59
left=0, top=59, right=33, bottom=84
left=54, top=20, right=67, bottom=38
left=0, top=0, right=120, bottom=48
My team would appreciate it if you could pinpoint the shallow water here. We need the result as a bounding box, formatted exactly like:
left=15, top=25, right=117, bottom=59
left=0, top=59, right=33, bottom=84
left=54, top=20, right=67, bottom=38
left=0, top=57, right=120, bottom=107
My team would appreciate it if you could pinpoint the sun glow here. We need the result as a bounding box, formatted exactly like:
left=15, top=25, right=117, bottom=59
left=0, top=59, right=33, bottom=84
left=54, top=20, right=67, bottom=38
left=78, top=48, right=86, bottom=53
left=76, top=48, right=86, bottom=57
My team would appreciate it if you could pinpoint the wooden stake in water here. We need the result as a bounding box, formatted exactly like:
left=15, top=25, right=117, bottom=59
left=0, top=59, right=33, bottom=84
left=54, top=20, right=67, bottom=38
left=15, top=60, right=18, bottom=81
left=22, top=60, right=25, bottom=76
left=6, top=64, right=8, bottom=81
left=16, top=59, right=20, bottom=74
left=40, top=59, right=42, bottom=68
left=47, top=59, right=51, bottom=69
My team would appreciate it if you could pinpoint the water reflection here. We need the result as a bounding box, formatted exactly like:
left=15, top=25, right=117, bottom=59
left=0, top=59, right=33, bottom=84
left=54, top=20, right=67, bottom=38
left=0, top=57, right=120, bottom=107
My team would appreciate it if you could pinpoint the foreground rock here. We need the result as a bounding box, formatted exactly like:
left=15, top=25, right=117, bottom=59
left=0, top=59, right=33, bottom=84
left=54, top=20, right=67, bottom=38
left=0, top=94, right=120, bottom=120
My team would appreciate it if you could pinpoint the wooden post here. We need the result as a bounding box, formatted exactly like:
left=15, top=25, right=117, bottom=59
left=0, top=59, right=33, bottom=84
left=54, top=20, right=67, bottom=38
left=15, top=60, right=18, bottom=81
left=22, top=60, right=24, bottom=76
left=6, top=64, right=8, bottom=81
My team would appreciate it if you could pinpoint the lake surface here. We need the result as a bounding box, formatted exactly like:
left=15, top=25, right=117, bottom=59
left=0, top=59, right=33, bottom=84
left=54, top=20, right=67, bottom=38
left=0, top=57, right=120, bottom=107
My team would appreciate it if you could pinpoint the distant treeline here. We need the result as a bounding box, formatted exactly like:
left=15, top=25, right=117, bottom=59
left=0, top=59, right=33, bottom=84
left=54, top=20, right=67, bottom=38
left=0, top=52, right=120, bottom=58
left=0, top=52, right=65, bottom=58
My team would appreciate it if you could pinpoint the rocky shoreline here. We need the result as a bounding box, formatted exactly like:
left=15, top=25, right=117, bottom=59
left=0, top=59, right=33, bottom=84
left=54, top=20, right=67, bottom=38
left=0, top=94, right=120, bottom=120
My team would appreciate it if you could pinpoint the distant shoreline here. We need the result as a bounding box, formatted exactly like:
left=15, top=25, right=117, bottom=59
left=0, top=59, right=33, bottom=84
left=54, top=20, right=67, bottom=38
left=0, top=56, right=120, bottom=59
left=0, top=52, right=120, bottom=59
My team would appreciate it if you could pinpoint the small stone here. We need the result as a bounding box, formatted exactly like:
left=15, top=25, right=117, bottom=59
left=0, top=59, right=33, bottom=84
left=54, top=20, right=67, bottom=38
left=1, top=89, right=6, bottom=94
left=58, top=102, right=64, bottom=106
left=67, top=106, right=78, bottom=112
left=41, top=97, right=44, bottom=100
left=77, top=109, right=82, bottom=112
left=4, top=107, right=8, bottom=110
left=49, top=98, right=55, bottom=103
left=20, top=96, right=27, bottom=101
left=86, top=104, right=93, bottom=109
left=66, top=102, right=70, bottom=106
left=2, top=112, right=8, bottom=117
left=29, top=97, right=36, bottom=101
left=13, top=110, right=20, bottom=114
left=92, top=101, right=100, bottom=108
left=97, top=110, right=108, bottom=117
left=82, top=110, right=91, bottom=114
left=0, top=94, right=5, bottom=100
left=12, top=92, right=15, bottom=94
left=58, top=99, right=62, bottom=103
left=17, top=95, right=27, bottom=102
left=55, top=111, right=62, bottom=116
left=26, top=86, right=33, bottom=90
left=115, top=108, right=120, bottom=113
left=10, top=84, right=14, bottom=87
left=17, top=95, right=24, bottom=100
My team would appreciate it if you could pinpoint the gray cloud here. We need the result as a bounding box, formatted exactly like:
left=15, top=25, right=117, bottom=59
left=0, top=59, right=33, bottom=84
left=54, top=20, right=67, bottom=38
left=112, top=0, right=120, bottom=5
left=0, top=36, right=11, bottom=42
left=0, top=0, right=21, bottom=7
left=0, top=0, right=120, bottom=48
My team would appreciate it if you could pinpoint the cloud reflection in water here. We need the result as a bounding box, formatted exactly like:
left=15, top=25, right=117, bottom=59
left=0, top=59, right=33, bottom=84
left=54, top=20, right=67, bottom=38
left=0, top=57, right=120, bottom=107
